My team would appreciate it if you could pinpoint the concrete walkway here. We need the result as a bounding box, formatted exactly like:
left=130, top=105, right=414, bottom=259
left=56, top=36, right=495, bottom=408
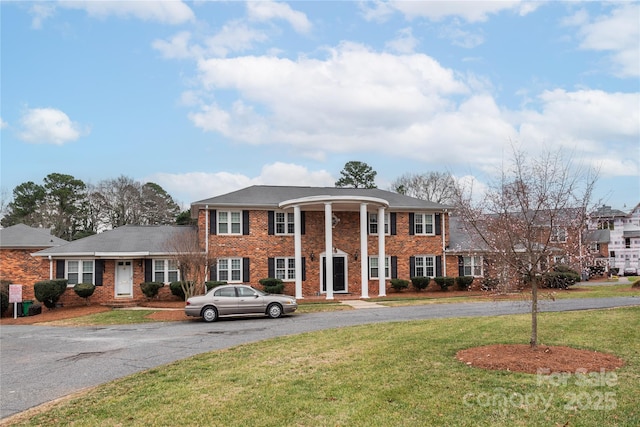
left=340, top=299, right=388, bottom=309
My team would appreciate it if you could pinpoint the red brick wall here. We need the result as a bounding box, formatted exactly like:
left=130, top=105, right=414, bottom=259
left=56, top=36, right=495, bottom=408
left=200, top=209, right=450, bottom=297
left=0, top=248, right=50, bottom=300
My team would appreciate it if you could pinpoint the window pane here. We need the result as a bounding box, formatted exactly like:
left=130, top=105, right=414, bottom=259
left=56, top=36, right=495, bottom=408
left=168, top=271, right=178, bottom=282
left=168, top=260, right=178, bottom=270
left=82, top=273, right=93, bottom=283
left=68, top=273, right=79, bottom=285
left=68, top=261, right=79, bottom=273
left=154, top=272, right=164, bottom=282
left=83, top=261, right=93, bottom=272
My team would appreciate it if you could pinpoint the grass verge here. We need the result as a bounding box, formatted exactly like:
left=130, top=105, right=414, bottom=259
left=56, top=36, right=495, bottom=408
left=5, top=307, right=639, bottom=427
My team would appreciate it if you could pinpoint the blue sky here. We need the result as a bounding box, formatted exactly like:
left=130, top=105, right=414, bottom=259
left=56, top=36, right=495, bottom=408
left=1, top=1, right=639, bottom=211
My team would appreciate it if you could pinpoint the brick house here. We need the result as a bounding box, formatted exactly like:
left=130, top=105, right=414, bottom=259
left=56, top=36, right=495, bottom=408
left=32, top=225, right=194, bottom=305
left=0, top=224, right=68, bottom=301
left=192, top=185, right=453, bottom=299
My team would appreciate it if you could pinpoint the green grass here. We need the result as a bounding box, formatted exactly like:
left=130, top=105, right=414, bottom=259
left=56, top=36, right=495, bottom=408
left=6, top=307, right=639, bottom=426
left=42, top=309, right=165, bottom=326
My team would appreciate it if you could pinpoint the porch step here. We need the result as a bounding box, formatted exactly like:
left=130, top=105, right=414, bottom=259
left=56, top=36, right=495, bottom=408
left=100, top=300, right=140, bottom=308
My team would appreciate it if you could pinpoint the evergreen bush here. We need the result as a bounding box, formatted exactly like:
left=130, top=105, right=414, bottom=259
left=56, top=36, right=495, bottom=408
left=434, top=276, right=455, bottom=291
left=205, top=281, right=227, bottom=292
left=34, top=279, right=68, bottom=309
left=410, top=276, right=431, bottom=291
left=259, top=278, right=284, bottom=294
left=455, top=276, right=474, bottom=290
left=140, top=282, right=163, bottom=299
left=170, top=281, right=187, bottom=300
left=389, top=279, right=409, bottom=291
left=73, top=283, right=95, bottom=304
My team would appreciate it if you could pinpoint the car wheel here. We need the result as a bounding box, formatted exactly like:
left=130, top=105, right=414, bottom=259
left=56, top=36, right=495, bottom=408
left=267, top=303, right=283, bottom=318
left=202, top=306, right=218, bottom=322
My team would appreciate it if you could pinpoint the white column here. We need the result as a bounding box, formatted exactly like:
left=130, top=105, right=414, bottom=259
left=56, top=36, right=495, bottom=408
left=294, top=205, right=303, bottom=299
left=325, top=202, right=334, bottom=300
left=378, top=206, right=386, bottom=297
left=360, top=203, right=369, bottom=298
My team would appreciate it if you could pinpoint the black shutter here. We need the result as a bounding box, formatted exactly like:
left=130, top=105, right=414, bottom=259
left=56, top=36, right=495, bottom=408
left=268, top=258, right=275, bottom=278
left=458, top=256, right=464, bottom=277
left=56, top=260, right=65, bottom=279
left=210, top=210, right=216, bottom=235
left=390, top=213, right=397, bottom=235
left=243, top=258, right=250, bottom=283
left=144, top=259, right=153, bottom=282
left=209, top=264, right=217, bottom=282
left=391, top=256, right=398, bottom=279
left=302, top=257, right=306, bottom=281
left=95, top=260, right=104, bottom=286
left=301, top=211, right=306, bottom=235
left=409, top=256, right=415, bottom=277
left=409, top=213, right=415, bottom=235
left=268, top=211, right=275, bottom=235
left=436, top=256, right=442, bottom=277
left=435, top=213, right=442, bottom=235
left=242, top=211, right=250, bottom=235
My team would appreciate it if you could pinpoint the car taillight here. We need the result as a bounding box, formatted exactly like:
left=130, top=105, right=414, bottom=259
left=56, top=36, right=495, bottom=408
left=186, top=301, right=191, bottom=305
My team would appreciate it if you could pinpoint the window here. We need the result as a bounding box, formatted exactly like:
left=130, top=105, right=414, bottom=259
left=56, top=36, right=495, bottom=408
left=66, top=260, right=94, bottom=285
left=217, top=258, right=242, bottom=282
left=275, top=257, right=296, bottom=281
left=589, top=242, right=600, bottom=252
left=369, top=213, right=389, bottom=235
left=414, top=213, right=434, bottom=235
left=275, top=211, right=295, bottom=235
left=154, top=259, right=179, bottom=283
left=415, top=255, right=435, bottom=277
left=369, top=256, right=390, bottom=279
left=218, top=211, right=242, bottom=234
left=625, top=238, right=631, bottom=248
left=462, top=256, right=483, bottom=277
left=214, top=287, right=236, bottom=297
left=550, top=226, right=567, bottom=243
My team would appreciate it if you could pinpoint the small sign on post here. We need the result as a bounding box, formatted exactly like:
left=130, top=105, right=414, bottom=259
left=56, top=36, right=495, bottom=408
left=9, top=284, right=23, bottom=319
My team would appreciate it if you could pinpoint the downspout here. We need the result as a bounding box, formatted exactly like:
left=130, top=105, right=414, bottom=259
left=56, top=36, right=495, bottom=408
left=442, top=210, right=447, bottom=276
left=205, top=205, right=209, bottom=281
left=48, top=255, right=53, bottom=280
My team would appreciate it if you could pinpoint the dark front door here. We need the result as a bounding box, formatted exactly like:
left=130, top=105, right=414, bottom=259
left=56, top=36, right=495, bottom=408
left=322, top=256, right=346, bottom=293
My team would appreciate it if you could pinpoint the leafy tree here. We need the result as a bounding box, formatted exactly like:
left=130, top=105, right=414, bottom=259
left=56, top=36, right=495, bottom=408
left=453, top=145, right=597, bottom=348
left=43, top=173, right=88, bottom=240
left=176, top=210, right=196, bottom=225
left=141, top=182, right=180, bottom=225
left=0, top=181, right=46, bottom=228
left=391, top=172, right=457, bottom=205
left=335, top=161, right=377, bottom=188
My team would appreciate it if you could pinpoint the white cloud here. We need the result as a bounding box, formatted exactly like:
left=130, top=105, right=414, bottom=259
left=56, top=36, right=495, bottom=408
left=567, top=3, right=640, bottom=77
left=152, top=31, right=202, bottom=60
left=386, top=27, right=419, bottom=54
left=147, top=162, right=334, bottom=206
left=29, top=3, right=56, bottom=29
left=388, top=0, right=538, bottom=23
left=246, top=1, right=312, bottom=34
left=50, top=0, right=194, bottom=25
left=0, top=117, right=7, bottom=129
left=204, top=21, right=269, bottom=57
left=17, top=107, right=88, bottom=145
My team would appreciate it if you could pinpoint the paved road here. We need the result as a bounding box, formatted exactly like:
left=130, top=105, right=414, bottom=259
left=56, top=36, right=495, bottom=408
left=1, top=296, right=638, bottom=419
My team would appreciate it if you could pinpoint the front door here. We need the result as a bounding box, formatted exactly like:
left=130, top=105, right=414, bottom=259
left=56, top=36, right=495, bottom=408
left=322, top=256, right=346, bottom=293
left=115, top=260, right=133, bottom=297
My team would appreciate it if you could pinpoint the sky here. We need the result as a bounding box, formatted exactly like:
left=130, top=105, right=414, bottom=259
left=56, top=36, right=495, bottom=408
left=1, top=0, right=639, bottom=212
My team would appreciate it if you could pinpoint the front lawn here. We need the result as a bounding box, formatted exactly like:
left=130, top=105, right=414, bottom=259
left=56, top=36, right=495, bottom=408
left=6, top=307, right=639, bottom=426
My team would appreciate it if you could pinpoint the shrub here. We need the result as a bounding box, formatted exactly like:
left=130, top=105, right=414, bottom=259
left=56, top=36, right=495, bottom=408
left=140, top=282, right=163, bottom=299
left=169, top=281, right=188, bottom=300
left=259, top=278, right=285, bottom=294
left=481, top=277, right=499, bottom=291
left=73, top=283, right=95, bottom=304
left=542, top=265, right=580, bottom=289
left=609, top=267, right=619, bottom=276
left=34, top=279, right=68, bottom=309
left=455, top=276, right=474, bottom=290
left=632, top=279, right=640, bottom=288
left=205, top=281, right=227, bottom=292
left=389, top=279, right=409, bottom=292
left=434, top=276, right=455, bottom=291
left=410, top=276, right=431, bottom=291
left=1, top=280, right=10, bottom=315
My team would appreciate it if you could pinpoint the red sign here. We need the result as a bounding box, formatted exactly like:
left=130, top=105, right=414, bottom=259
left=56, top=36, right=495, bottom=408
left=9, top=284, right=23, bottom=303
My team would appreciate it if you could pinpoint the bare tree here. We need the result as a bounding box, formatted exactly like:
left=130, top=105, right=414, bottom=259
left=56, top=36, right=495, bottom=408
left=391, top=172, right=457, bottom=204
left=453, top=145, right=598, bottom=348
left=163, top=227, right=212, bottom=300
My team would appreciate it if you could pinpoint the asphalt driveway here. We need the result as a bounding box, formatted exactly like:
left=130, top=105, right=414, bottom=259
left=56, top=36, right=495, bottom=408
left=1, top=296, right=638, bottom=420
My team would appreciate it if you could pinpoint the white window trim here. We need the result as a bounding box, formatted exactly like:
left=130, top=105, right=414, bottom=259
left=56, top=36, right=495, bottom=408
left=217, top=211, right=242, bottom=235
left=369, top=255, right=390, bottom=279
left=275, top=211, right=295, bottom=235
left=462, top=256, right=483, bottom=277
left=275, top=256, right=296, bottom=281
left=66, top=260, right=95, bottom=286
left=414, top=255, right=436, bottom=278
left=153, top=259, right=180, bottom=284
left=550, top=226, right=567, bottom=243
left=368, top=213, right=389, bottom=235
left=414, top=213, right=435, bottom=236
left=217, top=257, right=243, bottom=283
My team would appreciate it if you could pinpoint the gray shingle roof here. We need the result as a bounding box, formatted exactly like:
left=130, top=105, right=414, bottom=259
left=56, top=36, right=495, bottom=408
left=192, top=185, right=453, bottom=211
left=0, top=224, right=68, bottom=248
left=33, top=225, right=194, bottom=257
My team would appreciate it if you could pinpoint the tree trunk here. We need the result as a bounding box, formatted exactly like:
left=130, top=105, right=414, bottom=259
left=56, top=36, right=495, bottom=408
left=530, top=279, right=538, bottom=348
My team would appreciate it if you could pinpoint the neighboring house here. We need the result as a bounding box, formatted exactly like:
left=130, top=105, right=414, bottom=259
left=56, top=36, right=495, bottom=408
left=0, top=224, right=68, bottom=300
left=585, top=204, right=640, bottom=275
left=32, top=225, right=194, bottom=305
left=191, top=185, right=453, bottom=299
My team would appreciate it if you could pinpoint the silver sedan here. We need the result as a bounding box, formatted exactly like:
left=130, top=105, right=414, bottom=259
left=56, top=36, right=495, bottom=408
left=185, top=284, right=298, bottom=322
